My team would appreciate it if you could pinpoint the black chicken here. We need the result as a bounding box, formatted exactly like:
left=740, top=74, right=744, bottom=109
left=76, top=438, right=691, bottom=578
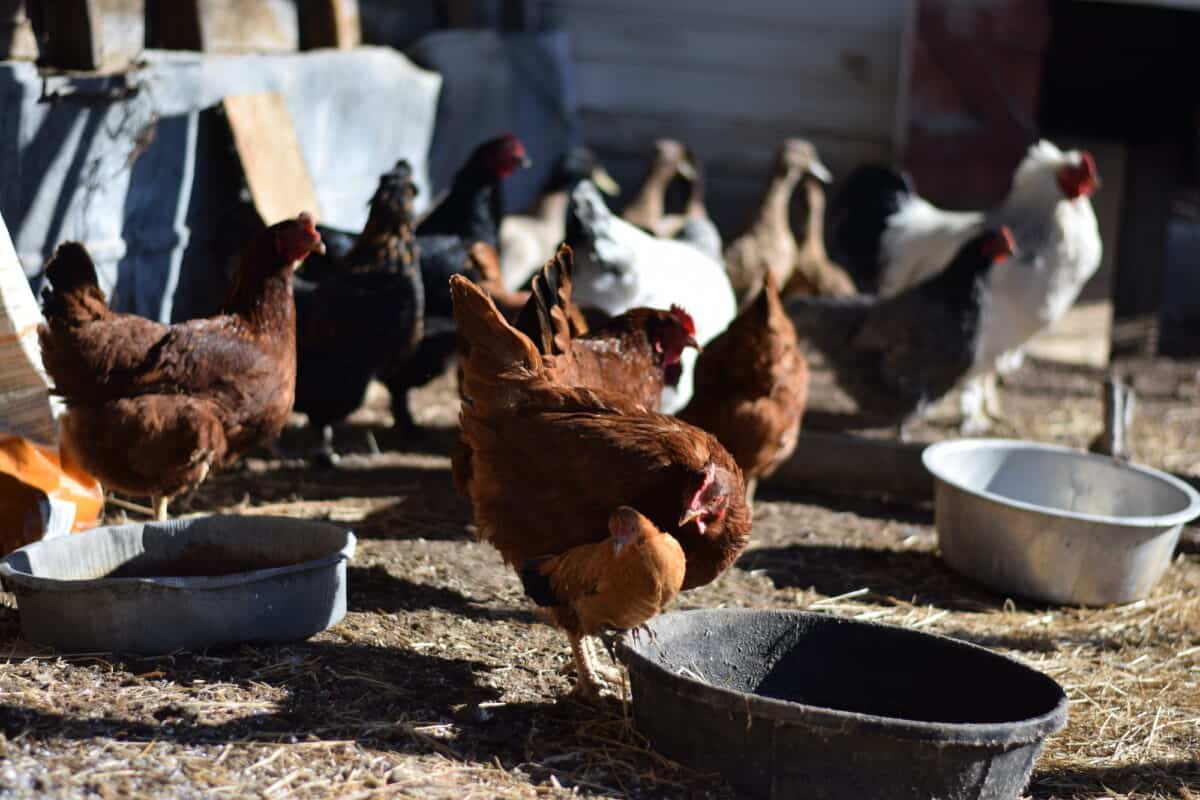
left=785, top=227, right=1014, bottom=435
left=389, top=134, right=530, bottom=431
left=293, top=161, right=424, bottom=465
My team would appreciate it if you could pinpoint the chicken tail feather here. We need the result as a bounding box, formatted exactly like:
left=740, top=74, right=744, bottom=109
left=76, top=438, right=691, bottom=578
left=450, top=274, right=542, bottom=384
left=830, top=164, right=914, bottom=293
left=40, top=242, right=106, bottom=322
left=515, top=245, right=580, bottom=356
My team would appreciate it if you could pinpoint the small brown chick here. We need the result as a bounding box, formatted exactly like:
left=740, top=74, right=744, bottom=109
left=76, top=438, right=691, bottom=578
left=520, top=506, right=686, bottom=697
left=679, top=271, right=809, bottom=503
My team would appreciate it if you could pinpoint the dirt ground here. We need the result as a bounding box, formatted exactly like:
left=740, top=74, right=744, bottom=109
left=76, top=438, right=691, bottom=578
left=1, top=356, right=1198, bottom=799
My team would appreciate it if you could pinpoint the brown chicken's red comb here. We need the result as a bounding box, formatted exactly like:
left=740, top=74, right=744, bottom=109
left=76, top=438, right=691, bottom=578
left=669, top=305, right=696, bottom=337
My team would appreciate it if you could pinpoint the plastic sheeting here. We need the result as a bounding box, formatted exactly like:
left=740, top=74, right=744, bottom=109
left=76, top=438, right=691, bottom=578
left=0, top=47, right=440, bottom=323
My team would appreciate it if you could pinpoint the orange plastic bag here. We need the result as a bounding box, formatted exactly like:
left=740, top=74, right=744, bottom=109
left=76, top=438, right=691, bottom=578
left=0, top=435, right=104, bottom=556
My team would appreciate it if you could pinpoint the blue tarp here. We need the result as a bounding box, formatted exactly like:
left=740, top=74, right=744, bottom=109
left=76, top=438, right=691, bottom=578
left=1, top=47, right=440, bottom=323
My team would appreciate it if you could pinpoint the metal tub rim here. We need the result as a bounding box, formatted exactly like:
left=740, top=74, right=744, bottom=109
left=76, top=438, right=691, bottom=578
left=922, top=438, right=1200, bottom=529
left=0, top=515, right=357, bottom=594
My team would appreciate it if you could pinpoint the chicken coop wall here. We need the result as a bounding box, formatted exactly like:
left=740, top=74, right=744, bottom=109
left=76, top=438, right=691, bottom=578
left=538, top=0, right=909, bottom=236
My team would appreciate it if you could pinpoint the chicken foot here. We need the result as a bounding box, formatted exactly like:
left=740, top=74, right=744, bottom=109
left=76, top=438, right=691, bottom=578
left=568, top=631, right=604, bottom=698
left=586, top=636, right=626, bottom=687
left=960, top=371, right=1016, bottom=435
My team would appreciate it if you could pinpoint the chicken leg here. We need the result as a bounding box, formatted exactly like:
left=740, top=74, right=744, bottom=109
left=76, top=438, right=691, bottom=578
left=568, top=631, right=604, bottom=698
left=311, top=425, right=341, bottom=468
left=585, top=636, right=626, bottom=687
left=152, top=495, right=169, bottom=522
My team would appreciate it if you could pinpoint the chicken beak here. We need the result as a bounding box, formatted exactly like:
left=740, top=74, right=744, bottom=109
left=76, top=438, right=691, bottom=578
left=314, top=240, right=327, bottom=256
left=519, top=155, right=533, bottom=169
left=591, top=167, right=621, bottom=196
left=677, top=507, right=702, bottom=528
left=612, top=537, right=627, bottom=556
left=807, top=159, right=833, bottom=184
left=685, top=335, right=700, bottom=351
left=676, top=159, right=698, bottom=181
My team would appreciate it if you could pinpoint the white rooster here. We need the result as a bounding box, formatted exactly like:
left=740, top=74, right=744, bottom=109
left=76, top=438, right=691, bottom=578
left=565, top=180, right=737, bottom=414
left=833, top=140, right=1102, bottom=432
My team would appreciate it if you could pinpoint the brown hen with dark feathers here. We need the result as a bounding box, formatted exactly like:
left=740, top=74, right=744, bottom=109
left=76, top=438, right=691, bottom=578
left=451, top=273, right=750, bottom=592
left=38, top=216, right=321, bottom=516
left=680, top=272, right=809, bottom=490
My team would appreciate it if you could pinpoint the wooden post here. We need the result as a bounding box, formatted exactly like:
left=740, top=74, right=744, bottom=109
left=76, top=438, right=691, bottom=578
left=298, top=0, right=360, bottom=50
left=0, top=0, right=39, bottom=61
left=145, top=0, right=202, bottom=50
left=1089, top=375, right=1136, bottom=461
left=35, top=0, right=104, bottom=70
left=1110, top=140, right=1177, bottom=357
left=146, top=0, right=297, bottom=53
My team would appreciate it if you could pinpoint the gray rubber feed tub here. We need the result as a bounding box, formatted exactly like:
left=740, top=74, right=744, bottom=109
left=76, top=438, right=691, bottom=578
left=618, top=608, right=1067, bottom=800
left=0, top=514, right=355, bottom=654
left=923, top=439, right=1200, bottom=605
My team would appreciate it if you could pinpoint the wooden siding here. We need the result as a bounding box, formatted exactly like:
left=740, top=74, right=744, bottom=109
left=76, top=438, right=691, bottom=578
left=543, top=0, right=910, bottom=234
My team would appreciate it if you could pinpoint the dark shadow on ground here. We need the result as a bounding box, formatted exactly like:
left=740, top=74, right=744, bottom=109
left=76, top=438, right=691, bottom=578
left=181, top=460, right=473, bottom=540
left=737, top=544, right=1047, bottom=612
left=755, top=483, right=934, bottom=526
left=1030, top=758, right=1200, bottom=798
left=347, top=565, right=536, bottom=624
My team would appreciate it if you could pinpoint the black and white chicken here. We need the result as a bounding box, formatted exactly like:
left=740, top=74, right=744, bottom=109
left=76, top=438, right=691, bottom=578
left=832, top=140, right=1102, bottom=432
left=788, top=227, right=1015, bottom=436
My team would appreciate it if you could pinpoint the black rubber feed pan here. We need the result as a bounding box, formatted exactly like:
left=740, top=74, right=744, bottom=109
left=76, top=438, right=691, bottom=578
left=617, top=609, right=1067, bottom=800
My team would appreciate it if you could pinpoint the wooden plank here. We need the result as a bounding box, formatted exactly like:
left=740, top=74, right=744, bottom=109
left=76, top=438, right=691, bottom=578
left=0, top=0, right=40, bottom=61
left=547, top=0, right=909, bottom=33
left=578, top=109, right=891, bottom=171
left=565, top=12, right=902, bottom=88
left=574, top=61, right=895, bottom=140
left=764, top=432, right=932, bottom=502
left=147, top=0, right=297, bottom=52
left=298, top=0, right=361, bottom=49
left=222, top=93, right=321, bottom=225
left=38, top=0, right=103, bottom=70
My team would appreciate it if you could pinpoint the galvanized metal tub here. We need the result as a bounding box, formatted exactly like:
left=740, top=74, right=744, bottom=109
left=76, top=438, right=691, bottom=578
left=923, top=439, right=1200, bottom=605
left=0, top=514, right=355, bottom=653
left=618, top=608, right=1067, bottom=800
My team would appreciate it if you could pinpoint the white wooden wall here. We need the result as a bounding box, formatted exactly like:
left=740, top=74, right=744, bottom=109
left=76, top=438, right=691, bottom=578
left=543, top=0, right=912, bottom=233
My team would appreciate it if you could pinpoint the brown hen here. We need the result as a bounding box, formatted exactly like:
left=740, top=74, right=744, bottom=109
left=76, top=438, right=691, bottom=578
left=680, top=272, right=809, bottom=502
left=514, top=246, right=698, bottom=412
left=450, top=274, right=750, bottom=696
left=520, top=506, right=685, bottom=695
left=39, top=215, right=324, bottom=520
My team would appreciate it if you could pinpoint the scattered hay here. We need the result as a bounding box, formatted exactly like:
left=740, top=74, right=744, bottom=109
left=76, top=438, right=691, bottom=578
left=0, top=359, right=1196, bottom=798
